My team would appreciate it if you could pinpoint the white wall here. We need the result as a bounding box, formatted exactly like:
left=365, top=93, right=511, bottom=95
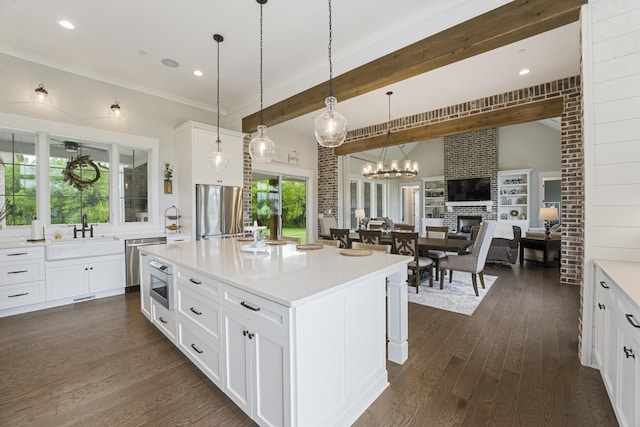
left=581, top=0, right=640, bottom=366
left=499, top=121, right=562, bottom=216
left=584, top=0, right=640, bottom=262
left=0, top=54, right=236, bottom=223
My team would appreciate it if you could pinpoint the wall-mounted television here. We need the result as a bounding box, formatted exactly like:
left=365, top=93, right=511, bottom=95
left=447, top=177, right=491, bottom=202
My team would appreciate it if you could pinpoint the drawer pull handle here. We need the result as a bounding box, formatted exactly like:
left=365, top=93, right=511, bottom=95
left=599, top=281, right=609, bottom=289
left=626, top=314, right=640, bottom=328
left=624, top=346, right=635, bottom=359
left=9, top=292, right=29, bottom=298
left=158, top=316, right=168, bottom=324
left=7, top=270, right=28, bottom=274
left=598, top=303, right=605, bottom=310
left=191, top=343, right=204, bottom=354
left=173, top=239, right=185, bottom=242
left=241, top=301, right=260, bottom=312
left=7, top=252, right=28, bottom=256
left=189, top=278, right=202, bottom=285
left=189, top=307, right=202, bottom=315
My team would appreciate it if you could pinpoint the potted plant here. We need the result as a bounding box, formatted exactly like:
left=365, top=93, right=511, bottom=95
left=164, top=163, right=173, bottom=194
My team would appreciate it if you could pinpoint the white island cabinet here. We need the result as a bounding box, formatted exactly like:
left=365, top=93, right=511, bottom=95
left=142, top=238, right=410, bottom=427
left=593, top=260, right=640, bottom=427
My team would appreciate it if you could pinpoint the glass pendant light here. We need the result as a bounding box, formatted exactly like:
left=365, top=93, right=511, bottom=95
left=314, top=0, right=348, bottom=148
left=249, top=0, right=275, bottom=163
left=207, top=34, right=229, bottom=172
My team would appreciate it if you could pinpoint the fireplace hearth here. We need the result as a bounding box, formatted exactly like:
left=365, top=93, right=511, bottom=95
left=457, top=215, right=482, bottom=234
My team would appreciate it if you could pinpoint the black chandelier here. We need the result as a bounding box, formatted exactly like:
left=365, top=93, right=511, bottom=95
left=362, top=92, right=419, bottom=180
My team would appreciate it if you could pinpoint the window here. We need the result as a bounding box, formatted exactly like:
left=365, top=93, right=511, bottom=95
left=119, top=148, right=149, bottom=222
left=49, top=139, right=110, bottom=224
left=349, top=177, right=387, bottom=229
left=0, top=131, right=37, bottom=226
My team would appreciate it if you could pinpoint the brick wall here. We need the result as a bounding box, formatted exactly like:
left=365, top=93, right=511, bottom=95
left=243, top=134, right=252, bottom=227
left=318, top=76, right=584, bottom=287
left=443, top=128, right=498, bottom=230
left=317, top=146, right=339, bottom=229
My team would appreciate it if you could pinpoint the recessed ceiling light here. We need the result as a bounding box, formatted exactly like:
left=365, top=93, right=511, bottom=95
left=519, top=68, right=530, bottom=76
left=58, top=20, right=75, bottom=30
left=161, top=58, right=179, bottom=68
left=193, top=70, right=204, bottom=77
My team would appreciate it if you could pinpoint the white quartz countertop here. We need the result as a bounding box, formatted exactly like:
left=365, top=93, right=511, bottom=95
left=595, top=259, right=640, bottom=311
left=142, top=238, right=411, bottom=307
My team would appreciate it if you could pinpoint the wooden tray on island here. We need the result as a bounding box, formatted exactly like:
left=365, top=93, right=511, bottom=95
left=265, top=240, right=287, bottom=245
left=296, top=244, right=323, bottom=251
left=339, top=248, right=372, bottom=257
left=236, top=236, right=254, bottom=242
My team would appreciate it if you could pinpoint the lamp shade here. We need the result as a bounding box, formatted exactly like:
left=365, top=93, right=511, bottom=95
left=355, top=208, right=365, bottom=219
left=538, top=207, right=558, bottom=221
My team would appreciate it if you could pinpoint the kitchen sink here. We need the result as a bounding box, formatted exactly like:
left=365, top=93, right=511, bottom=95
left=45, top=236, right=124, bottom=260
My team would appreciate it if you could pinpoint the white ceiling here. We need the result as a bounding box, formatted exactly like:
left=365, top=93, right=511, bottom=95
left=0, top=0, right=580, bottom=137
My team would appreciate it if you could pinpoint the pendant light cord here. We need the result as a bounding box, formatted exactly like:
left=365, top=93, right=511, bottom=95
left=259, top=1, right=265, bottom=126
left=328, top=0, right=334, bottom=97
left=216, top=36, right=221, bottom=148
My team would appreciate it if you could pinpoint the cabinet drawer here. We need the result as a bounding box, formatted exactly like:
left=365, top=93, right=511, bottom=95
left=0, top=281, right=45, bottom=310
left=222, top=284, right=289, bottom=337
left=177, top=268, right=220, bottom=303
left=151, top=300, right=176, bottom=343
left=166, top=234, right=191, bottom=244
left=178, top=285, right=221, bottom=345
left=0, top=246, right=44, bottom=262
left=178, top=322, right=223, bottom=387
left=0, top=259, right=45, bottom=285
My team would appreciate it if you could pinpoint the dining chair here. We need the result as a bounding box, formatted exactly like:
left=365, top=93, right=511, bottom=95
left=329, top=228, right=350, bottom=249
left=391, top=231, right=433, bottom=292
left=394, top=224, right=415, bottom=232
left=314, top=238, right=340, bottom=247
left=438, top=221, right=496, bottom=296
left=425, top=226, right=450, bottom=280
left=352, top=241, right=391, bottom=254
left=358, top=229, right=382, bottom=245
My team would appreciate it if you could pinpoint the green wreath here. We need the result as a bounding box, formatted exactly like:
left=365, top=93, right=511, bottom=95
left=63, top=154, right=101, bottom=191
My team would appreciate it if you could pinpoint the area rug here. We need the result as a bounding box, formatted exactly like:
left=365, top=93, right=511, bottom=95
left=407, top=274, right=498, bottom=316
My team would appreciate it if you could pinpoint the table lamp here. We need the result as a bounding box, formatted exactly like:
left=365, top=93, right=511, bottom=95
left=538, top=207, right=558, bottom=239
left=355, top=208, right=365, bottom=230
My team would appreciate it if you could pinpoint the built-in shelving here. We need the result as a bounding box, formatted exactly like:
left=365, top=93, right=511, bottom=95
left=497, top=169, right=531, bottom=233
left=422, top=176, right=445, bottom=230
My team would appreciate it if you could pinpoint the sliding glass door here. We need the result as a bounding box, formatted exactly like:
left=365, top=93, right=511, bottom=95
left=251, top=173, right=307, bottom=243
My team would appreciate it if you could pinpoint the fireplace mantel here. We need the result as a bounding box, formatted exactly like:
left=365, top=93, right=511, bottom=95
left=446, top=201, right=493, bottom=212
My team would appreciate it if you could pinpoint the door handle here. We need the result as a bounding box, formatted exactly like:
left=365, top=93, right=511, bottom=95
left=626, top=314, right=640, bottom=328
left=599, top=281, right=609, bottom=289
left=189, top=307, right=202, bottom=315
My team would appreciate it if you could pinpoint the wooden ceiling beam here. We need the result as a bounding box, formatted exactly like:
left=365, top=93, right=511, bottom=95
left=241, top=0, right=585, bottom=133
left=333, top=98, right=564, bottom=156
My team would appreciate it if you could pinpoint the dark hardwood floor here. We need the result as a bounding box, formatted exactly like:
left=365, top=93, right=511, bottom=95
left=0, top=265, right=617, bottom=426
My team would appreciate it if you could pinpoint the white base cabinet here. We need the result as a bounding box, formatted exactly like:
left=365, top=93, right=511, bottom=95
left=223, top=297, right=289, bottom=427
left=46, top=254, right=125, bottom=301
left=144, top=257, right=392, bottom=427
left=139, top=251, right=151, bottom=319
left=593, top=262, right=640, bottom=427
left=0, top=246, right=45, bottom=311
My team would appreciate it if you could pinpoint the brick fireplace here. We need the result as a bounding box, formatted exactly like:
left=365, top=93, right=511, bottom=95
left=443, top=128, right=498, bottom=231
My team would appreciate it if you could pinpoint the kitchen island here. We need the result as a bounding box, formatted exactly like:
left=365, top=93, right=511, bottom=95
left=141, top=238, right=411, bottom=427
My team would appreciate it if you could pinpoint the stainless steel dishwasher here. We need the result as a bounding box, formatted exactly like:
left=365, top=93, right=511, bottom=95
left=125, top=237, right=167, bottom=291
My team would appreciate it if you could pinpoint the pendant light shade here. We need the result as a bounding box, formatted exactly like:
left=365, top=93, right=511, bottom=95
left=249, top=0, right=275, bottom=163
left=314, top=96, right=348, bottom=148
left=314, top=0, right=347, bottom=148
left=207, top=33, right=229, bottom=172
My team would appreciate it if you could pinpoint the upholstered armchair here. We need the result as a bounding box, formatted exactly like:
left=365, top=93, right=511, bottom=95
left=439, top=221, right=496, bottom=296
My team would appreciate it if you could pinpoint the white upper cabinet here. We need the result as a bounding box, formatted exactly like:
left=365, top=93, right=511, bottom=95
left=176, top=121, right=244, bottom=188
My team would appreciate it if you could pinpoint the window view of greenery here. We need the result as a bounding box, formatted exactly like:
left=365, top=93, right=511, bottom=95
left=119, top=148, right=149, bottom=222
left=251, top=177, right=306, bottom=243
left=0, top=131, right=37, bottom=226
left=50, top=139, right=110, bottom=224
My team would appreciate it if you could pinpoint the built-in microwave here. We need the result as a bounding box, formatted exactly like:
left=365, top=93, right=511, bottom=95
left=149, top=258, right=175, bottom=310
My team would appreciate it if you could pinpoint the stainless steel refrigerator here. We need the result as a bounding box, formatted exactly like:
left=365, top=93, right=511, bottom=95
left=195, top=184, right=244, bottom=240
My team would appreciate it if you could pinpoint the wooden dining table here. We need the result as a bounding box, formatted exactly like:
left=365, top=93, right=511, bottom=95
left=347, top=232, right=473, bottom=253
